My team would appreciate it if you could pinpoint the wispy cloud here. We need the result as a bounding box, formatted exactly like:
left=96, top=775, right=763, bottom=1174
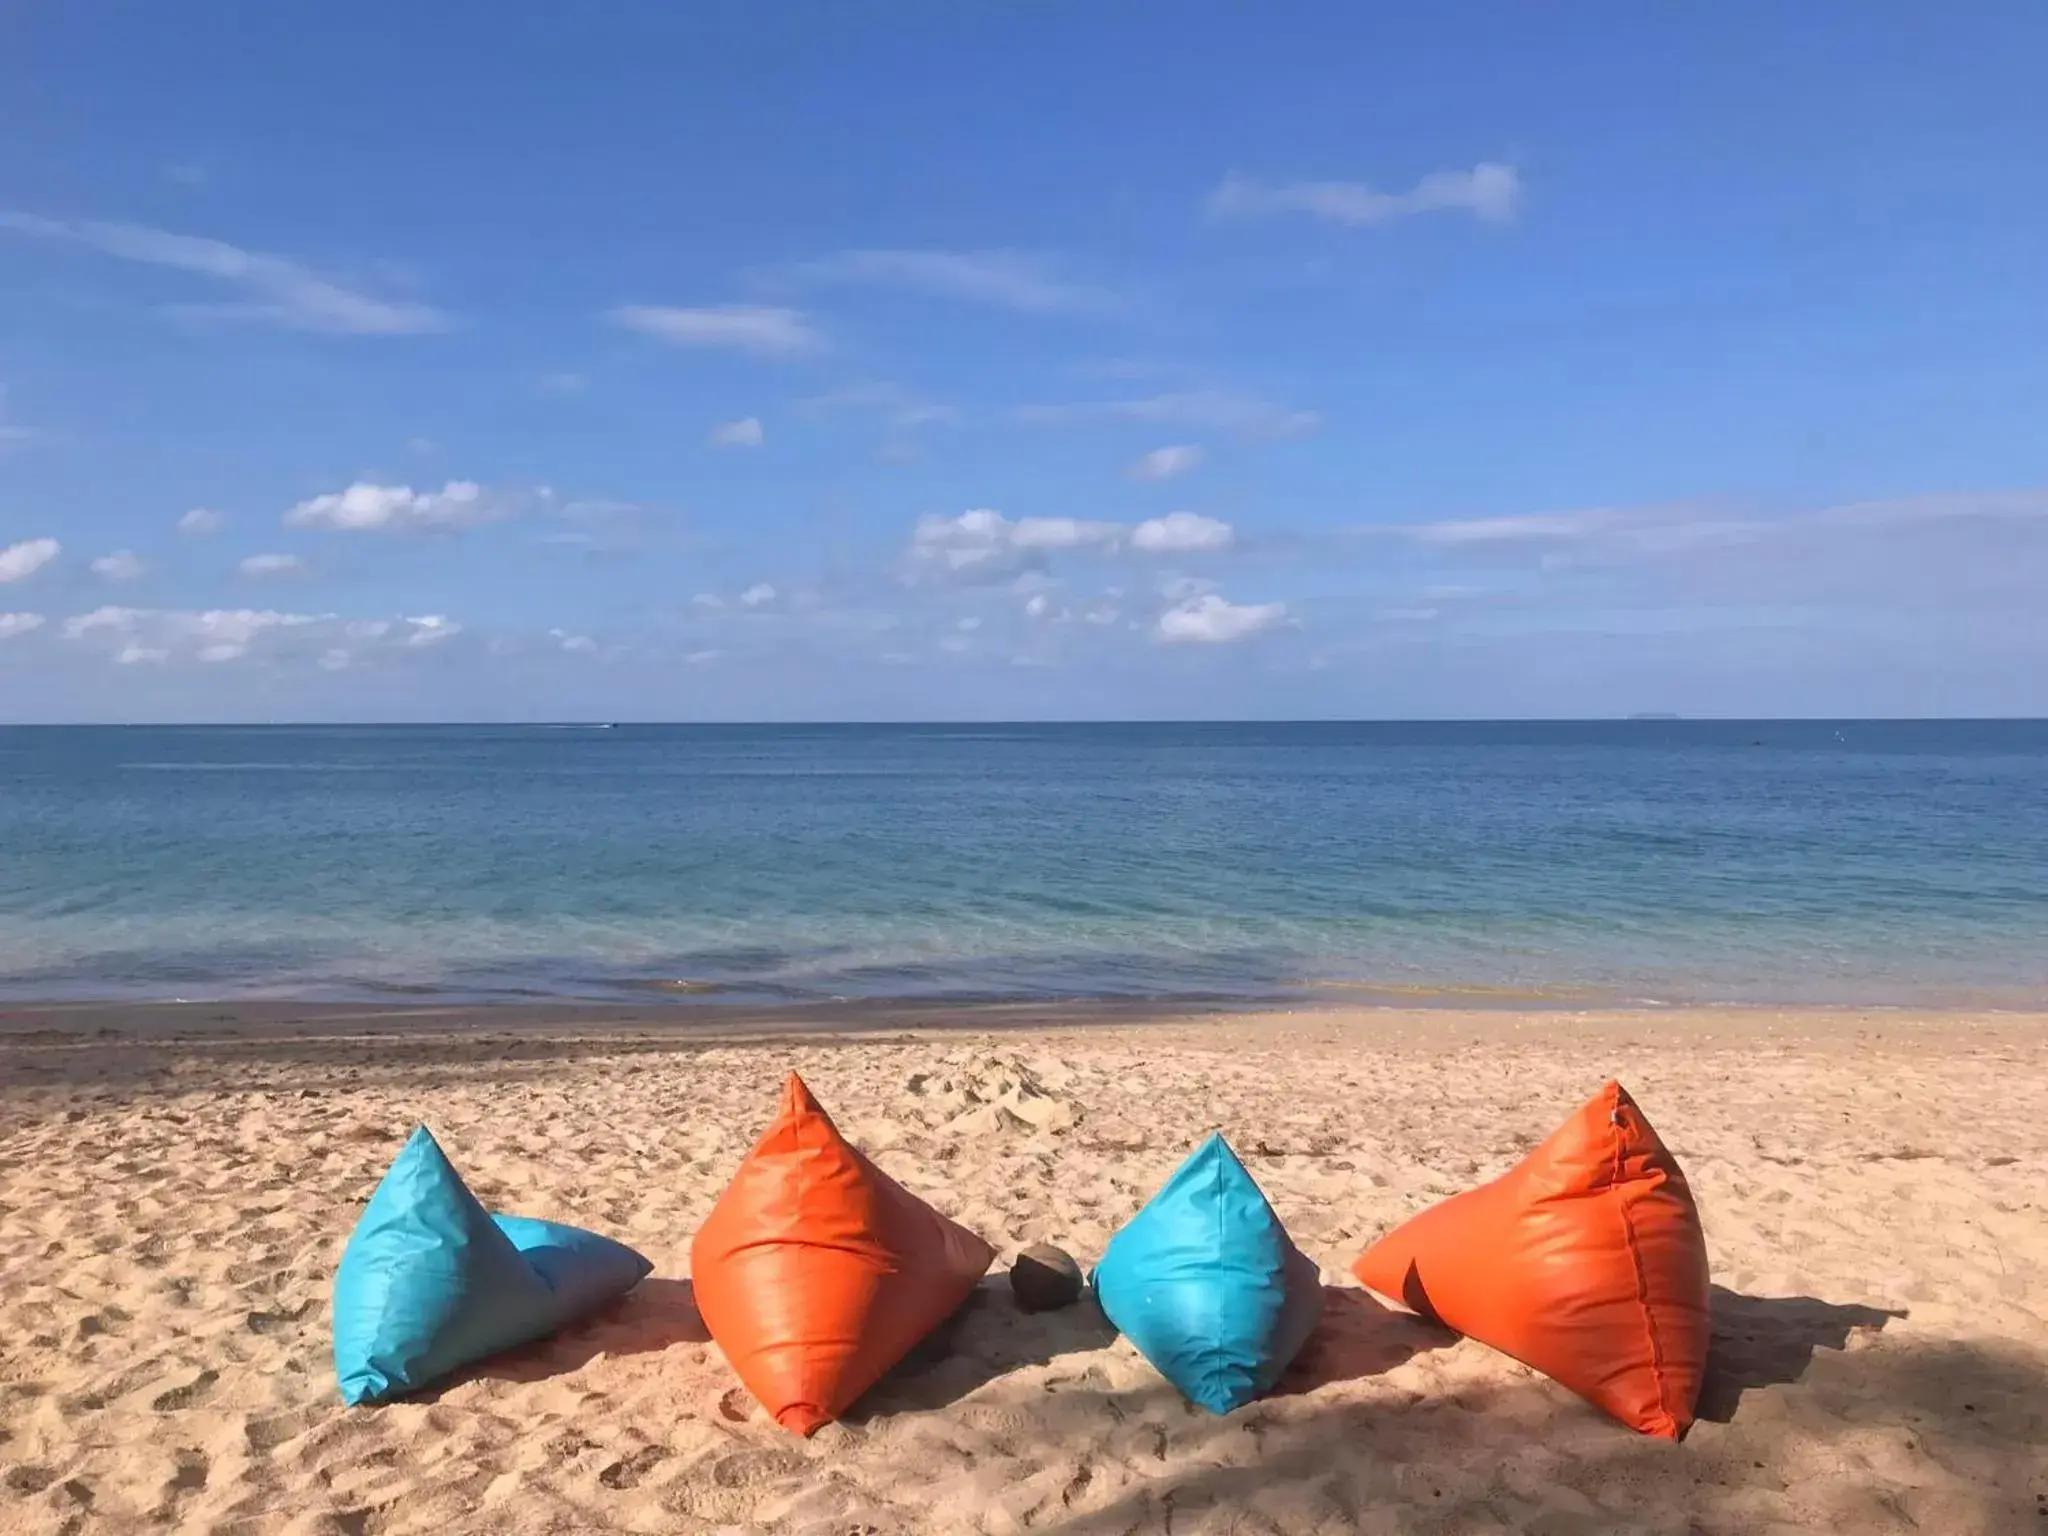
left=285, top=480, right=505, bottom=533
left=239, top=553, right=307, bottom=579
left=0, top=211, right=448, bottom=335
left=1208, top=163, right=1521, bottom=227
left=1016, top=389, right=1321, bottom=440
left=1126, top=445, right=1205, bottom=482
left=60, top=607, right=461, bottom=668
left=63, top=606, right=315, bottom=665
left=783, top=249, right=1119, bottom=314
left=709, top=416, right=765, bottom=449
left=0, top=538, right=61, bottom=584
left=797, top=380, right=960, bottom=430
left=1410, top=508, right=1634, bottom=546
left=1384, top=490, right=2048, bottom=632
left=178, top=507, right=225, bottom=537
left=609, top=304, right=821, bottom=358
left=0, top=613, right=45, bottom=641
left=0, top=385, right=35, bottom=453
left=90, top=550, right=147, bottom=583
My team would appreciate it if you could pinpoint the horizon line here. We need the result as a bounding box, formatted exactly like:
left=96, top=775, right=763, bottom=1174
left=3, top=716, right=2046, bottom=729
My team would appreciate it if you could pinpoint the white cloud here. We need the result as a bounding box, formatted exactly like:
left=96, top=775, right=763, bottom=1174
left=1011, top=518, right=1121, bottom=551
left=1017, top=389, right=1321, bottom=440
left=905, top=508, right=1240, bottom=583
left=1156, top=592, right=1289, bottom=644
left=1126, top=444, right=1205, bottom=481
left=404, top=615, right=459, bottom=646
left=738, top=583, right=778, bottom=608
left=1207, top=163, right=1521, bottom=227
left=91, top=550, right=146, bottom=583
left=786, top=249, right=1117, bottom=314
left=0, top=612, right=45, bottom=640
left=239, top=553, right=306, bottom=579
left=692, top=592, right=723, bottom=611
left=178, top=507, right=225, bottom=537
left=906, top=509, right=1123, bottom=584
left=63, top=605, right=317, bottom=664
left=285, top=479, right=501, bottom=532
left=1023, top=593, right=1054, bottom=620
left=57, top=605, right=466, bottom=670
left=0, top=211, right=447, bottom=334
left=1132, top=512, right=1235, bottom=553
left=710, top=416, right=765, bottom=448
left=0, top=537, right=60, bottom=583
left=609, top=304, right=820, bottom=358
left=549, top=628, right=598, bottom=654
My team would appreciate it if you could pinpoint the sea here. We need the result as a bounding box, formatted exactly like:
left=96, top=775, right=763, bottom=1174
left=1, top=721, right=2044, bottom=1009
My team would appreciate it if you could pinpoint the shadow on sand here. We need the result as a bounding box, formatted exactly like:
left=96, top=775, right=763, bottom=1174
left=852, top=1278, right=1121, bottom=1421
left=1272, top=1285, right=1460, bottom=1395
left=1697, top=1283, right=1905, bottom=1422
left=422, top=1277, right=710, bottom=1396
left=1039, top=1287, right=2042, bottom=1536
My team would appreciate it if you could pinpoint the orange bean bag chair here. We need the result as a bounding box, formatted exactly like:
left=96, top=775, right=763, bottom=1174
left=1353, top=1080, right=1709, bottom=1439
left=691, top=1073, right=995, bottom=1435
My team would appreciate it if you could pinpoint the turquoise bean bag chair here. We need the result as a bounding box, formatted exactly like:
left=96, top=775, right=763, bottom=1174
left=333, top=1126, right=651, bottom=1404
left=1093, top=1132, right=1323, bottom=1413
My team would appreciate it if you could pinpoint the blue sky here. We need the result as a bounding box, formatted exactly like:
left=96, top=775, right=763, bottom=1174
left=3, top=2, right=2045, bottom=721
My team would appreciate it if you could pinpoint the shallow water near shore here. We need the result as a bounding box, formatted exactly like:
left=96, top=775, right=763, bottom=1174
left=2, top=719, right=2045, bottom=1007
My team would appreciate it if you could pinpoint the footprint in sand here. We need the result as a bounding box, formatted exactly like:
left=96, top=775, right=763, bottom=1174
left=75, top=1304, right=130, bottom=1340
left=5, top=1465, right=57, bottom=1495
left=710, top=1448, right=808, bottom=1489
left=245, top=1300, right=314, bottom=1335
left=151, top=1369, right=219, bottom=1413
left=597, top=1445, right=671, bottom=1490
left=243, top=1410, right=313, bottom=1454
left=168, top=1450, right=209, bottom=1493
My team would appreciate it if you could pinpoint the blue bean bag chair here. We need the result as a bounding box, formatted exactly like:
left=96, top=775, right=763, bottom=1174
left=1092, top=1132, right=1323, bottom=1413
left=333, top=1126, right=652, bottom=1404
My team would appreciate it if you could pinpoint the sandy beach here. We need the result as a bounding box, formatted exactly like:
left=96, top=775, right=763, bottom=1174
left=2, top=1003, right=2043, bottom=1534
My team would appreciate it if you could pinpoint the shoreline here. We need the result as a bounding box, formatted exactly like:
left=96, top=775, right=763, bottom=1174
left=6, top=993, right=2048, bottom=1046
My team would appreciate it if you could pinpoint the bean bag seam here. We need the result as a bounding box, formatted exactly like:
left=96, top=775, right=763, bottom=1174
left=1612, top=1109, right=1677, bottom=1437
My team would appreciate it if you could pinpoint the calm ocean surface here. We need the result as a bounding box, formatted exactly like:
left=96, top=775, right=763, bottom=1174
left=1, top=722, right=2044, bottom=1008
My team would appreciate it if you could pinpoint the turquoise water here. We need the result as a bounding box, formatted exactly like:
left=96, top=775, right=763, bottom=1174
left=1, top=722, right=2044, bottom=1007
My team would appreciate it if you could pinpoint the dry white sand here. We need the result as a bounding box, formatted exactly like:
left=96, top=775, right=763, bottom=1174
left=2, top=1004, right=2045, bottom=1534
